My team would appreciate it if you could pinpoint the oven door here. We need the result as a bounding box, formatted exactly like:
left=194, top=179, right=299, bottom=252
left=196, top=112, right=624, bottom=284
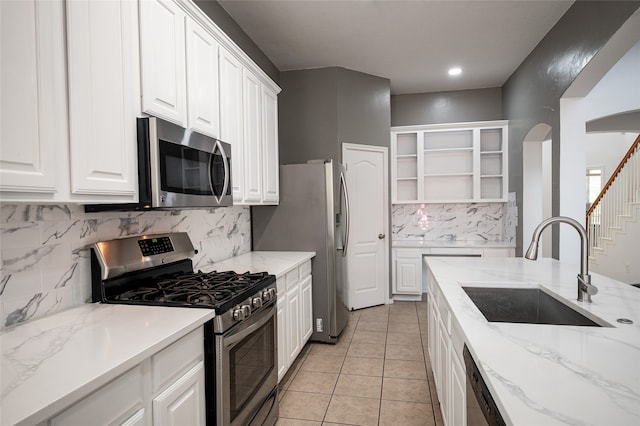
left=215, top=304, right=278, bottom=426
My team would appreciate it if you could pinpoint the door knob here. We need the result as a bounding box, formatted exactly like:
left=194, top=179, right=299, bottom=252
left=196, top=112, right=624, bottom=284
left=378, top=233, right=385, bottom=239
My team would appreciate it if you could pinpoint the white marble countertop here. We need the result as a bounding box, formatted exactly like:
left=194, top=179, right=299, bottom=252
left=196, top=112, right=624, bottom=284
left=0, top=250, right=314, bottom=425
left=426, top=257, right=640, bottom=425
left=1, top=304, right=215, bottom=426
left=204, top=251, right=316, bottom=277
left=393, top=239, right=515, bottom=248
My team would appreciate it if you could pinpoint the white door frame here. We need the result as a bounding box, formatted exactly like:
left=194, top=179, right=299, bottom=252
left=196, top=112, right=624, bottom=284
left=342, top=142, right=390, bottom=306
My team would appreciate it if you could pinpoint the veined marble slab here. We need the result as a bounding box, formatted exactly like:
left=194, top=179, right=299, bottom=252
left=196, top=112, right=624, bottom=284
left=426, top=257, right=640, bottom=426
left=1, top=304, right=215, bottom=426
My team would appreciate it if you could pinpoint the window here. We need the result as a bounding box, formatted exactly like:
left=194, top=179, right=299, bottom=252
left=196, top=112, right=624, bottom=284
left=586, top=167, right=603, bottom=207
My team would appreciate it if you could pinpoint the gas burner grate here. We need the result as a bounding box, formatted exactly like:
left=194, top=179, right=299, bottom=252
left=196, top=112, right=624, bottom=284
left=109, top=270, right=272, bottom=309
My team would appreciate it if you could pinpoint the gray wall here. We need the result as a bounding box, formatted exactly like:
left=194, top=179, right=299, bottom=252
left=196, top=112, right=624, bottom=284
left=194, top=0, right=280, bottom=83
left=391, top=88, right=502, bottom=126
left=279, top=67, right=391, bottom=164
left=503, top=1, right=640, bottom=257
left=337, top=69, right=391, bottom=148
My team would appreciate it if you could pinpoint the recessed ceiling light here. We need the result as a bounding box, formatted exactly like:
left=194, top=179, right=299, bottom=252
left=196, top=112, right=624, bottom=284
left=448, top=67, right=462, bottom=76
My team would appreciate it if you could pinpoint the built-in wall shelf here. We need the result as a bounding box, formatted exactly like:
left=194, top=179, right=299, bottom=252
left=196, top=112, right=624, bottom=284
left=391, top=120, right=508, bottom=203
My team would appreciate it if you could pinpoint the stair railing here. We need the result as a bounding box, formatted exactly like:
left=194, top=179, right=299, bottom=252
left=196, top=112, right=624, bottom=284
left=586, top=134, right=640, bottom=255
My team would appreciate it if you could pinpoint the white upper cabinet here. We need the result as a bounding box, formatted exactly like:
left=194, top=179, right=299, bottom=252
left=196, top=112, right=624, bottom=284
left=139, top=0, right=187, bottom=126
left=1, top=0, right=139, bottom=203
left=391, top=121, right=508, bottom=203
left=66, top=0, right=139, bottom=197
left=140, top=0, right=282, bottom=206
left=219, top=46, right=245, bottom=203
left=261, top=85, right=279, bottom=204
left=1, top=0, right=64, bottom=195
left=186, top=17, right=220, bottom=138
left=242, top=69, right=263, bottom=203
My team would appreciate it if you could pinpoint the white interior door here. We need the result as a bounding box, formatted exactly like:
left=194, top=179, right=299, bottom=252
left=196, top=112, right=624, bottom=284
left=343, top=143, right=389, bottom=310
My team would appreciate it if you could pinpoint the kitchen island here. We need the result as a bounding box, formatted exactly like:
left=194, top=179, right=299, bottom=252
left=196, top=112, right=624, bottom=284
left=426, top=257, right=640, bottom=425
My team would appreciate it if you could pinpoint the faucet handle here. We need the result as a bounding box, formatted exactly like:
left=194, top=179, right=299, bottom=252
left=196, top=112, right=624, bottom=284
left=578, top=274, right=598, bottom=296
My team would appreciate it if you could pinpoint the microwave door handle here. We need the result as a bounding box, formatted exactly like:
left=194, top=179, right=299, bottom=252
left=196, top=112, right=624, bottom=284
left=217, top=140, right=230, bottom=200
left=210, top=140, right=229, bottom=204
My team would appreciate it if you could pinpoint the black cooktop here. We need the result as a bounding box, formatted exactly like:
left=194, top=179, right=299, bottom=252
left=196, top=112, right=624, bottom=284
left=110, top=270, right=273, bottom=309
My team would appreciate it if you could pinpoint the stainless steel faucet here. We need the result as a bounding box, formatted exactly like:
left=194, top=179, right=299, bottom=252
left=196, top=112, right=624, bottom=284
left=524, top=216, right=598, bottom=303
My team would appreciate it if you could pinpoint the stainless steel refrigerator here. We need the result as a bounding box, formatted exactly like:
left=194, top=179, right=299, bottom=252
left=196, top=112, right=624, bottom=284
left=252, top=159, right=350, bottom=343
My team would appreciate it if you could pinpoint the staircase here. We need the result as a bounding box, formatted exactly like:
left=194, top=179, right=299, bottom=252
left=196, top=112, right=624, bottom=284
left=587, top=134, right=640, bottom=284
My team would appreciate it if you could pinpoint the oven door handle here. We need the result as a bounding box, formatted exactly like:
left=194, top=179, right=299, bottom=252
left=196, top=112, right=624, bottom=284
left=224, top=304, right=275, bottom=348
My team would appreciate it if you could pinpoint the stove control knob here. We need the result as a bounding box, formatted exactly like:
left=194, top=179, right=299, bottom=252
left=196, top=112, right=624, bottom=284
left=252, top=297, right=263, bottom=308
left=268, top=288, right=277, bottom=299
left=241, top=304, right=252, bottom=317
left=233, top=308, right=245, bottom=321
left=262, top=290, right=272, bottom=302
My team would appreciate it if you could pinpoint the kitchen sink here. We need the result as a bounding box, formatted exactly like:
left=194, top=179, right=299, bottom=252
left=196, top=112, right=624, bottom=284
left=461, top=286, right=604, bottom=327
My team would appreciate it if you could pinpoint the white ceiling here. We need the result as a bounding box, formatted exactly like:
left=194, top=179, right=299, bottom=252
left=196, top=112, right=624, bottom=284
left=218, top=0, right=574, bottom=95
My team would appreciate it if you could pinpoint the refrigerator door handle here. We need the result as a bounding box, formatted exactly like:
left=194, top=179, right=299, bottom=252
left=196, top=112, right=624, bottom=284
left=339, top=171, right=350, bottom=257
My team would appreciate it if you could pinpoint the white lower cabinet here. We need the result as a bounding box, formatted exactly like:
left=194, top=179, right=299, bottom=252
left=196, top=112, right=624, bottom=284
left=286, top=284, right=301, bottom=363
left=277, top=261, right=313, bottom=382
left=392, top=248, right=422, bottom=296
left=450, top=348, right=467, bottom=426
left=392, top=246, right=514, bottom=300
left=427, top=270, right=466, bottom=426
left=45, top=327, right=205, bottom=426
left=300, top=275, right=313, bottom=342
left=276, top=295, right=287, bottom=380
left=152, top=362, right=205, bottom=426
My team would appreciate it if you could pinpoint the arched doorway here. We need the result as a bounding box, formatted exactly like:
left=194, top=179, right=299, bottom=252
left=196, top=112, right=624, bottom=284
left=523, top=123, right=553, bottom=257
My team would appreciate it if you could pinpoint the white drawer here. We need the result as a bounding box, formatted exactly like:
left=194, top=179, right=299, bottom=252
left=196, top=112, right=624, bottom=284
left=152, top=327, right=203, bottom=393
left=276, top=276, right=286, bottom=293
left=299, top=260, right=312, bottom=278
left=49, top=365, right=145, bottom=426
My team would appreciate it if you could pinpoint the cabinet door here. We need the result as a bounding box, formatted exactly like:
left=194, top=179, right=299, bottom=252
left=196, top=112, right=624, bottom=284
left=186, top=18, right=220, bottom=138
left=139, top=0, right=187, bottom=125
left=276, top=296, right=287, bottom=382
left=286, top=285, right=301, bottom=363
left=450, top=349, right=467, bottom=426
left=436, top=314, right=450, bottom=425
left=393, top=249, right=421, bottom=295
left=261, top=85, right=279, bottom=204
left=0, top=0, right=64, bottom=195
left=66, top=0, right=138, bottom=197
left=242, top=69, right=263, bottom=203
left=300, top=275, right=313, bottom=343
left=153, top=361, right=206, bottom=426
left=427, top=295, right=437, bottom=367
left=219, top=47, right=245, bottom=203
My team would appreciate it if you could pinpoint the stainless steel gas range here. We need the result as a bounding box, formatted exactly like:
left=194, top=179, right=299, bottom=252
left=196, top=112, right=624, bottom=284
left=91, top=233, right=278, bottom=426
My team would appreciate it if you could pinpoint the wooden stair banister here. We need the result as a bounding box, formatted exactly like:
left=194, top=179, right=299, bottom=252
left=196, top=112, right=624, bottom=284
left=586, top=133, right=640, bottom=224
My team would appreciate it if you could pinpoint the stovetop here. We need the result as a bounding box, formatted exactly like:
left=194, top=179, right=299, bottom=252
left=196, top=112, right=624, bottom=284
left=90, top=234, right=278, bottom=330
left=106, top=269, right=275, bottom=313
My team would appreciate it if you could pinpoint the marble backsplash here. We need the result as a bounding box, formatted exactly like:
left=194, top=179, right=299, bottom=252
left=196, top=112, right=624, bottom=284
left=393, top=201, right=512, bottom=242
left=0, top=204, right=251, bottom=330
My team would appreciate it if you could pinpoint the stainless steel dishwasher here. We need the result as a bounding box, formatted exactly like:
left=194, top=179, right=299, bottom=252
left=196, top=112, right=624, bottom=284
left=464, top=345, right=506, bottom=426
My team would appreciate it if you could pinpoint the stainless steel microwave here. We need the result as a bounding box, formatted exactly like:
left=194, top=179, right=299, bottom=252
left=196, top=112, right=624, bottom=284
left=86, top=117, right=232, bottom=212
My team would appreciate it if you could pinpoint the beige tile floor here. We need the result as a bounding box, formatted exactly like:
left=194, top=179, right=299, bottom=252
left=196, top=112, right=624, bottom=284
left=276, top=299, right=444, bottom=426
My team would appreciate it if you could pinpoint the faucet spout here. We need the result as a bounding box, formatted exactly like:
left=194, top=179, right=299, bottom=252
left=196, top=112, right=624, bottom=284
left=524, top=216, right=598, bottom=303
